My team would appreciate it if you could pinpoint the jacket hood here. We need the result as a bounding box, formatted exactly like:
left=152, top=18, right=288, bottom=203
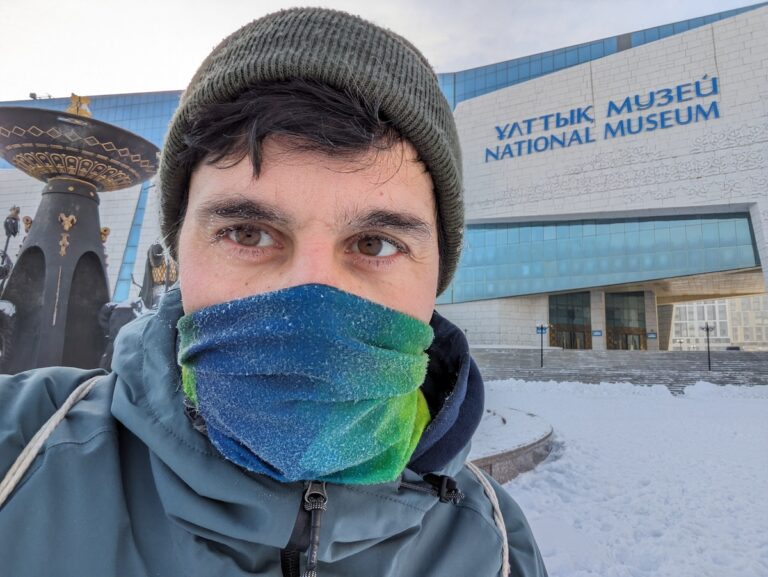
left=109, top=287, right=485, bottom=560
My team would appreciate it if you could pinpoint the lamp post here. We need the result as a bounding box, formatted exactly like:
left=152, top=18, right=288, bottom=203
left=536, top=322, right=548, bottom=368
left=700, top=322, right=714, bottom=370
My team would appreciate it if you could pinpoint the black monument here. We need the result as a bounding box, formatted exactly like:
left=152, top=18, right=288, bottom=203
left=0, top=104, right=158, bottom=372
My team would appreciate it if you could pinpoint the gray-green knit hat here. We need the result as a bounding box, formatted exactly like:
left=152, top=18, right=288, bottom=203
left=159, top=7, right=463, bottom=294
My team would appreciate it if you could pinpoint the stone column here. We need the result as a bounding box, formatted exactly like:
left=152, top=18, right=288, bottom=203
left=590, top=289, right=606, bottom=350
left=657, top=304, right=674, bottom=351
left=644, top=290, right=660, bottom=351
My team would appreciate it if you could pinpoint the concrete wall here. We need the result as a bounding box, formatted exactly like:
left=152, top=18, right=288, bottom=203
left=436, top=294, right=548, bottom=347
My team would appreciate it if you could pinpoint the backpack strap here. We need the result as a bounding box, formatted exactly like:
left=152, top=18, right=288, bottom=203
left=0, top=375, right=103, bottom=508
left=466, top=461, right=510, bottom=577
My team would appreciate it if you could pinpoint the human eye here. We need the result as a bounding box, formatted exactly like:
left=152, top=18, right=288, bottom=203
left=349, top=235, right=406, bottom=258
left=216, top=225, right=276, bottom=248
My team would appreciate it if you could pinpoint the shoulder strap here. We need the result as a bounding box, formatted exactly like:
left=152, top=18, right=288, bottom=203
left=0, top=375, right=102, bottom=508
left=466, top=461, right=510, bottom=577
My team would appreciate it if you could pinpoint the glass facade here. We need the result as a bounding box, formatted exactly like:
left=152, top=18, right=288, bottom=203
left=606, top=292, right=646, bottom=350
left=439, top=37, right=618, bottom=107
left=630, top=5, right=766, bottom=48
left=113, top=182, right=151, bottom=301
left=438, top=2, right=766, bottom=109
left=437, top=214, right=760, bottom=305
left=549, top=292, right=591, bottom=349
left=728, top=295, right=768, bottom=350
left=672, top=298, right=730, bottom=350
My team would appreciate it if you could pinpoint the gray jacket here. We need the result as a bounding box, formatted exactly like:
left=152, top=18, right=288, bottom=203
left=0, top=289, right=547, bottom=577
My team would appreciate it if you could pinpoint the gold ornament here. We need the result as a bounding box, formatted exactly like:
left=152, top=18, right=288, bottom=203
left=59, top=233, right=70, bottom=256
left=58, top=213, right=77, bottom=232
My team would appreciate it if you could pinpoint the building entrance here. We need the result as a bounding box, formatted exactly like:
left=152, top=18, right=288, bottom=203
left=549, top=292, right=591, bottom=349
left=606, top=292, right=647, bottom=350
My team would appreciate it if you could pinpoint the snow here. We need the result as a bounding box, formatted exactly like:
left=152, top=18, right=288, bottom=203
left=470, top=406, right=552, bottom=460
left=488, top=379, right=768, bottom=577
left=0, top=300, right=15, bottom=316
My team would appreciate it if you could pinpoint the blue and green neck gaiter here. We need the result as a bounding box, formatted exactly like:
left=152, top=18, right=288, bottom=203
left=177, top=284, right=434, bottom=485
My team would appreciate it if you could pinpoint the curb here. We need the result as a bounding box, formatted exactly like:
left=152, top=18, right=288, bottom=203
left=470, top=429, right=554, bottom=484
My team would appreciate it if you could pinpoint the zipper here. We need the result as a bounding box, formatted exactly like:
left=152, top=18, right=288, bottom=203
left=302, top=481, right=328, bottom=577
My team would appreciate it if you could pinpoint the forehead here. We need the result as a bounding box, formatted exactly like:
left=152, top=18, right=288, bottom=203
left=187, top=138, right=436, bottom=218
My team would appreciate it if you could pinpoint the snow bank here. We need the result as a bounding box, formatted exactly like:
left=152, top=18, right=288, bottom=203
left=490, top=379, right=768, bottom=577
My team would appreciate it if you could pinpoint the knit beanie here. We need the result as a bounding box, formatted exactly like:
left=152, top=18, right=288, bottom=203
left=159, top=7, right=463, bottom=294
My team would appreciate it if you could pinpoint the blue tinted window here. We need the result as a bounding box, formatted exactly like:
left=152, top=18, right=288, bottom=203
left=701, top=223, right=719, bottom=248
left=658, top=24, right=674, bottom=38
left=518, top=61, right=530, bottom=80
left=530, top=58, right=542, bottom=76
left=608, top=234, right=625, bottom=254
left=718, top=221, right=737, bottom=245
left=541, top=54, right=554, bottom=73
left=440, top=213, right=758, bottom=304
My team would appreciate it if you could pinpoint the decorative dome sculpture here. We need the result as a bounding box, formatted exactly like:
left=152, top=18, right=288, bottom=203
left=0, top=102, right=159, bottom=372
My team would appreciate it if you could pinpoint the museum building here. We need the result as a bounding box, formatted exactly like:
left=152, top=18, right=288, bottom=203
left=1, top=3, right=766, bottom=351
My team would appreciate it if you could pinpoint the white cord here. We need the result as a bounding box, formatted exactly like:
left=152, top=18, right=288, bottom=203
left=0, top=375, right=102, bottom=508
left=466, top=461, right=510, bottom=577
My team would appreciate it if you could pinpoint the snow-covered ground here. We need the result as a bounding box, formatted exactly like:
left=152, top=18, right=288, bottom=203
left=489, top=380, right=768, bottom=577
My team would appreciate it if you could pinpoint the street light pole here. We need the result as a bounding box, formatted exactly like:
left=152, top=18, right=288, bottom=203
left=536, top=322, right=547, bottom=368
left=700, top=322, right=714, bottom=371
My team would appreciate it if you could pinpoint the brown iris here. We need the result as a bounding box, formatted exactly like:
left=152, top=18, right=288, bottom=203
left=229, top=228, right=263, bottom=246
left=357, top=237, right=383, bottom=256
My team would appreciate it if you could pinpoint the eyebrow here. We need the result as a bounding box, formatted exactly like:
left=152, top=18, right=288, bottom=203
left=350, top=209, right=433, bottom=241
left=194, top=198, right=433, bottom=240
left=194, top=198, right=293, bottom=227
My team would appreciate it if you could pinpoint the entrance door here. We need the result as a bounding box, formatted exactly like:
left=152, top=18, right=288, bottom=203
left=555, top=329, right=589, bottom=349
left=549, top=292, right=592, bottom=350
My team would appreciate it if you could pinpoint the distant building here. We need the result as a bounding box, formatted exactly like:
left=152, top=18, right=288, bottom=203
left=1, top=3, right=766, bottom=350
left=434, top=2, right=768, bottom=351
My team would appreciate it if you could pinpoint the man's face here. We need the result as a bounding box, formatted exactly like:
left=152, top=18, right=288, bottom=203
left=178, top=138, right=440, bottom=323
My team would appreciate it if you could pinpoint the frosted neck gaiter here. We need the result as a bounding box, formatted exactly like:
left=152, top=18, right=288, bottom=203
left=177, top=284, right=434, bottom=485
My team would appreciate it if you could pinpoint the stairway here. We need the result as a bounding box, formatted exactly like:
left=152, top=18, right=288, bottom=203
left=470, top=349, right=768, bottom=394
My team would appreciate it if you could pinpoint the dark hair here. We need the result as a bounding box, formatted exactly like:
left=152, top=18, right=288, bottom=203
left=178, top=78, right=408, bottom=182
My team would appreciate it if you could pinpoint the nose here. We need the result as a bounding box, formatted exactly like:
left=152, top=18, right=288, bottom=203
left=278, top=238, right=354, bottom=294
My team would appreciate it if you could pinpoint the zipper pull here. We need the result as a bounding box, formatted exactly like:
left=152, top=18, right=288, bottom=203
left=302, top=481, right=327, bottom=577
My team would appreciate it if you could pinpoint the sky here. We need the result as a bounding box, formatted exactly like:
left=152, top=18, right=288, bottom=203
left=0, top=0, right=763, bottom=102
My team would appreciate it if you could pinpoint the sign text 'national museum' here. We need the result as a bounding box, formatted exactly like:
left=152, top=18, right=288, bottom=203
left=485, top=75, right=720, bottom=163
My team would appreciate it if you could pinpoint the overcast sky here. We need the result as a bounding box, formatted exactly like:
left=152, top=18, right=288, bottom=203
left=0, top=0, right=763, bottom=101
